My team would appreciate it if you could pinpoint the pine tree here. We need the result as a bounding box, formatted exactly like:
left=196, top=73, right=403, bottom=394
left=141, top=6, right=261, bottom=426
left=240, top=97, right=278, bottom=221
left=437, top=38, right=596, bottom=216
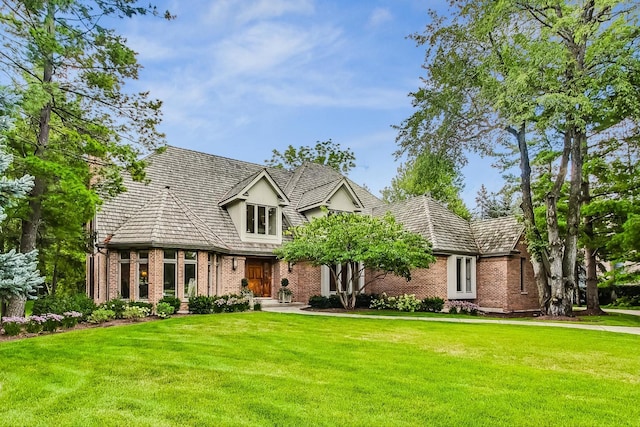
left=0, top=94, right=44, bottom=317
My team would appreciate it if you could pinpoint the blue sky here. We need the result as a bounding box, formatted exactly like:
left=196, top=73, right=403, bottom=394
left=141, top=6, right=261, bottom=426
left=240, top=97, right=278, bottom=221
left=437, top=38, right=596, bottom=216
left=118, top=0, right=503, bottom=208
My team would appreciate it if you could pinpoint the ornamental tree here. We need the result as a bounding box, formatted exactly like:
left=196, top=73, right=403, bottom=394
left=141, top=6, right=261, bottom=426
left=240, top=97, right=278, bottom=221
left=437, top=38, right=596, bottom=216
left=266, top=139, right=356, bottom=174
left=274, top=211, right=435, bottom=309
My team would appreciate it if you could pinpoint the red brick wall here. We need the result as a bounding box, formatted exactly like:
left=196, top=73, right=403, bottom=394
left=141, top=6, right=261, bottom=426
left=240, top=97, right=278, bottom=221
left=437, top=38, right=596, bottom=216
left=505, top=240, right=540, bottom=311
left=476, top=256, right=509, bottom=310
left=367, top=255, right=449, bottom=299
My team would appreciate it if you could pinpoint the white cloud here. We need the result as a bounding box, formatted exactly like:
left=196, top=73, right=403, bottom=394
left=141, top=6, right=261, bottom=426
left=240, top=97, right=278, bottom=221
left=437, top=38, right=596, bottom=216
left=367, top=7, right=393, bottom=28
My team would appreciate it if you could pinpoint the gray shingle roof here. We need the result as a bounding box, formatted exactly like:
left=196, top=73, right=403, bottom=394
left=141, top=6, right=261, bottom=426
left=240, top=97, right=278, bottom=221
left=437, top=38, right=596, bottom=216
left=96, top=146, right=380, bottom=255
left=471, top=216, right=524, bottom=255
left=373, top=195, right=479, bottom=254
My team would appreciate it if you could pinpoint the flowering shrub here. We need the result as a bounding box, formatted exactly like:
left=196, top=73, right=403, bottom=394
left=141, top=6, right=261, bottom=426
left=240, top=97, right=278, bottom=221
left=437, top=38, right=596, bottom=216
left=88, top=309, right=116, bottom=324
left=62, top=311, right=83, bottom=328
left=122, top=306, right=150, bottom=321
left=156, top=302, right=174, bottom=319
left=101, top=299, right=127, bottom=319
left=26, top=315, right=46, bottom=333
left=43, top=313, right=64, bottom=332
left=2, top=317, right=27, bottom=336
left=447, top=300, right=480, bottom=315
left=189, top=294, right=250, bottom=314
left=370, top=293, right=422, bottom=312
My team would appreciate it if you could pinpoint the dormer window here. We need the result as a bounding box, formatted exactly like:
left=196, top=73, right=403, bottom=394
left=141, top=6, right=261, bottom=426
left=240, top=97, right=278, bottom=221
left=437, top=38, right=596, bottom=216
left=246, top=203, right=277, bottom=236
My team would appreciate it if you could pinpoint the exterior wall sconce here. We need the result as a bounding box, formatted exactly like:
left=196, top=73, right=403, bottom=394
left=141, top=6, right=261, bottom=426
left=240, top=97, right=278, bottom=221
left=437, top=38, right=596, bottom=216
left=232, top=257, right=238, bottom=271
left=288, top=261, right=295, bottom=273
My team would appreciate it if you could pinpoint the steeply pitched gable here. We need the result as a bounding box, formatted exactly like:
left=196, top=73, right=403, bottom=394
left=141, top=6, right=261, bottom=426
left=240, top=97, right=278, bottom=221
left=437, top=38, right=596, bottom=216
left=471, top=216, right=524, bottom=255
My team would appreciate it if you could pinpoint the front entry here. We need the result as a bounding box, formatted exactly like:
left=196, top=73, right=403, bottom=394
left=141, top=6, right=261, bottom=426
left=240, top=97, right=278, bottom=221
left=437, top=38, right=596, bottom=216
left=246, top=259, right=272, bottom=297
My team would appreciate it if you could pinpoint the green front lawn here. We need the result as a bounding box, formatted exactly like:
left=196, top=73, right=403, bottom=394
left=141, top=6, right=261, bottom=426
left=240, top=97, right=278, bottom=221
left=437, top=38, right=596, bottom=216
left=1, top=313, right=638, bottom=426
left=350, top=309, right=640, bottom=327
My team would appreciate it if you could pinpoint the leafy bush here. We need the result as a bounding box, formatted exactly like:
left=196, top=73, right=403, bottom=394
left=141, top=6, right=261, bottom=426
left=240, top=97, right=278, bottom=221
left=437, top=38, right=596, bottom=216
left=101, top=299, right=127, bottom=319
left=128, top=301, right=153, bottom=311
left=189, top=295, right=213, bottom=314
left=25, top=316, right=45, bottom=333
left=61, top=311, right=83, bottom=328
left=447, top=300, right=479, bottom=315
left=253, top=302, right=262, bottom=311
left=309, top=295, right=330, bottom=309
left=328, top=294, right=343, bottom=308
left=2, top=317, right=26, bottom=336
left=421, top=297, right=445, bottom=312
left=156, top=302, right=174, bottom=319
left=123, top=306, right=150, bottom=321
left=370, top=293, right=422, bottom=312
left=598, top=284, right=640, bottom=305
left=43, top=313, right=64, bottom=332
left=159, top=296, right=181, bottom=312
left=88, top=309, right=116, bottom=324
left=32, top=293, right=96, bottom=320
left=355, top=293, right=377, bottom=308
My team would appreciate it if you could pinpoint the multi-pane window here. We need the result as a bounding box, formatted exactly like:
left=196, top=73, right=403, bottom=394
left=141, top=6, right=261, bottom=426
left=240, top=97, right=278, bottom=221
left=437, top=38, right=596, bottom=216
left=184, top=251, right=197, bottom=298
left=119, top=252, right=130, bottom=299
left=138, top=251, right=149, bottom=299
left=246, top=204, right=277, bottom=236
left=449, top=255, right=475, bottom=299
left=329, top=264, right=348, bottom=292
left=163, top=250, right=177, bottom=297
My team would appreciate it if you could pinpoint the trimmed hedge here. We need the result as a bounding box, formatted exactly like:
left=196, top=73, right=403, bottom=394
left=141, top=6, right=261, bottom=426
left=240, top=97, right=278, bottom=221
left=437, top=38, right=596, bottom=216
left=599, top=285, right=640, bottom=306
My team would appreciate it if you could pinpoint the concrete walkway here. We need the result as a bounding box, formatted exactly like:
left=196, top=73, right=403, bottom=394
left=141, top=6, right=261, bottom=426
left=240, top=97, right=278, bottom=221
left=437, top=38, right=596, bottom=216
left=262, top=303, right=640, bottom=336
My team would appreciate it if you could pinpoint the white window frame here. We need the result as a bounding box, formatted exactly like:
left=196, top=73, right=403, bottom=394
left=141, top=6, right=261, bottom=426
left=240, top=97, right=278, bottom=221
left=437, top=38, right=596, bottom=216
left=183, top=250, right=198, bottom=299
left=246, top=203, right=278, bottom=236
left=447, top=255, right=476, bottom=299
left=320, top=263, right=365, bottom=296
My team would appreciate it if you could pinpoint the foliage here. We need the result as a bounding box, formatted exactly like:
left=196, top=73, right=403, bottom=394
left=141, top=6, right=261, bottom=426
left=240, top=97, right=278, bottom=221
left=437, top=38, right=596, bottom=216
left=158, top=296, right=181, bottom=313
left=122, top=306, right=150, bottom=321
left=0, top=1, right=172, bottom=310
left=278, top=287, right=293, bottom=297
left=308, top=295, right=331, bottom=309
left=42, top=313, right=64, bottom=332
left=370, top=293, right=422, bottom=312
left=382, top=151, right=470, bottom=219
left=88, top=309, right=116, bottom=324
left=275, top=211, right=435, bottom=309
left=100, top=299, right=127, bottom=319
left=25, top=316, right=44, bottom=334
left=421, top=297, right=445, bottom=313
left=599, top=285, right=640, bottom=306
left=280, top=278, right=289, bottom=287
left=266, top=139, right=356, bottom=173
left=0, top=99, right=44, bottom=315
left=155, top=302, right=174, bottom=319
left=447, top=301, right=479, bottom=315
left=128, top=301, right=153, bottom=312
left=1, top=317, right=27, bottom=336
left=474, top=184, right=514, bottom=219
left=253, top=302, right=262, bottom=311
left=241, top=278, right=249, bottom=288
left=32, top=293, right=96, bottom=320
left=397, top=0, right=640, bottom=316
left=61, top=311, right=82, bottom=328
left=188, top=294, right=250, bottom=314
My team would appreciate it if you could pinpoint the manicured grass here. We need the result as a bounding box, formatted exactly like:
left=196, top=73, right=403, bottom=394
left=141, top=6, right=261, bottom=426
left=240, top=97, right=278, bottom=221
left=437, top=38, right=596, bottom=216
left=351, top=309, right=640, bottom=327
left=1, top=312, right=639, bottom=426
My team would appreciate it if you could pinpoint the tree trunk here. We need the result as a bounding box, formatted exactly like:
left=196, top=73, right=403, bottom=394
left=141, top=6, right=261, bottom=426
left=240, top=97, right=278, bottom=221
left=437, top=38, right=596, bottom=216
left=9, top=1, right=55, bottom=318
left=581, top=142, right=604, bottom=314
left=4, top=295, right=26, bottom=318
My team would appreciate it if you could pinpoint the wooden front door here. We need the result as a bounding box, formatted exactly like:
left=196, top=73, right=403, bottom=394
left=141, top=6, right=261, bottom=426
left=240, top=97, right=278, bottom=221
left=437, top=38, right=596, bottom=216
left=246, top=260, right=272, bottom=297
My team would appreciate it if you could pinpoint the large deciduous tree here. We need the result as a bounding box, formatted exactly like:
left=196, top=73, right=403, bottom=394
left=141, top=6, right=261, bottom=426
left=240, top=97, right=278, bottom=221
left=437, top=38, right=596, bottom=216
left=266, top=139, right=356, bottom=174
left=382, top=151, right=470, bottom=219
left=398, top=0, right=640, bottom=316
left=0, top=1, right=171, bottom=313
left=274, top=212, right=435, bottom=309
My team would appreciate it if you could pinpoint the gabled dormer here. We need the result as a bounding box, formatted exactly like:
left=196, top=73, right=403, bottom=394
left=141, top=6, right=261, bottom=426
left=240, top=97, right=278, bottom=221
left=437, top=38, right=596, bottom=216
left=297, top=178, right=364, bottom=221
left=219, top=169, right=290, bottom=244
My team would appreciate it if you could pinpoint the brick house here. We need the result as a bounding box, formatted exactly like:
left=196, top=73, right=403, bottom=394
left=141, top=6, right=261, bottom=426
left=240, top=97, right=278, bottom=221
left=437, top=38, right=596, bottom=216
left=87, top=146, right=539, bottom=313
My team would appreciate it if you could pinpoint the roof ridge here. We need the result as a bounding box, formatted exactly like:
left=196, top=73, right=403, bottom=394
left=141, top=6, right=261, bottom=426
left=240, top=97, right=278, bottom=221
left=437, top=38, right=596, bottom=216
left=421, top=195, right=437, bottom=248
left=151, top=188, right=170, bottom=243
left=167, top=190, right=229, bottom=249
left=284, top=163, right=308, bottom=194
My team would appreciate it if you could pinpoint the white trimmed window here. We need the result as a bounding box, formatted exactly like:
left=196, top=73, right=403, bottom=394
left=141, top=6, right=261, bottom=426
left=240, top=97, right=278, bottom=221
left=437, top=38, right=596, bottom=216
left=246, top=203, right=277, bottom=236
left=118, top=251, right=130, bottom=299
left=163, top=250, right=177, bottom=297
left=183, top=251, right=197, bottom=298
left=447, top=255, right=476, bottom=299
left=320, top=263, right=364, bottom=296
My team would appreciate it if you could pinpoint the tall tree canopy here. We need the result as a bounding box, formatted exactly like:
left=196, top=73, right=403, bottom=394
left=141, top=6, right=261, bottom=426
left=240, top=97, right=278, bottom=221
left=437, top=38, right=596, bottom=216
left=0, top=1, right=171, bottom=313
left=382, top=151, right=470, bottom=219
left=266, top=139, right=356, bottom=174
left=274, top=211, right=435, bottom=309
left=398, top=1, right=640, bottom=316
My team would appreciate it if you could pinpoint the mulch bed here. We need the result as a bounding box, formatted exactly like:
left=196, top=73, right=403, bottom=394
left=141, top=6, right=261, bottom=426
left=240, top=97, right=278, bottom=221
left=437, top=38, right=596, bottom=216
left=0, top=315, right=179, bottom=343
